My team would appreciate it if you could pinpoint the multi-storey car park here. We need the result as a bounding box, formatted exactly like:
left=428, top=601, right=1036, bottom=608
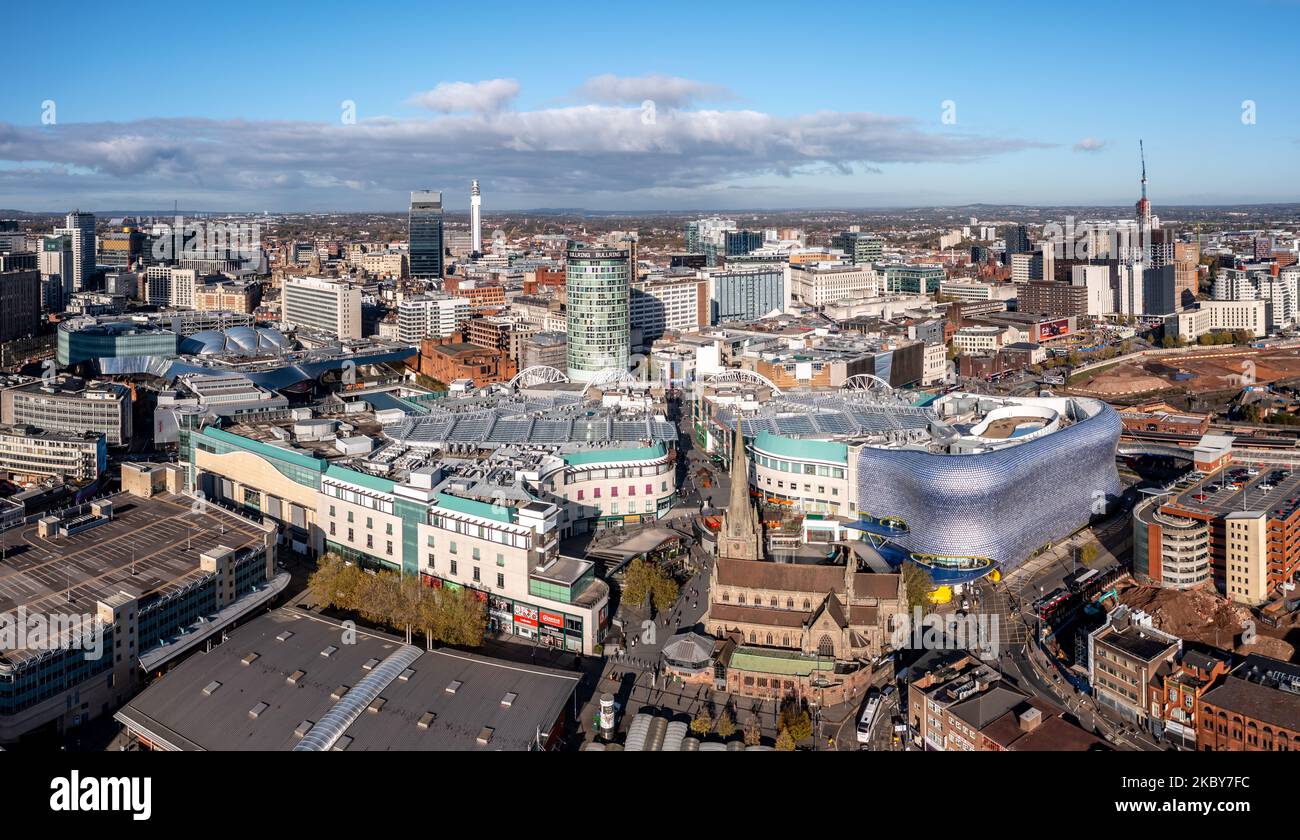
left=0, top=485, right=280, bottom=744
left=694, top=370, right=1122, bottom=583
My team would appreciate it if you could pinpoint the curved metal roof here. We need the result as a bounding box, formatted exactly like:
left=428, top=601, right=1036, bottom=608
left=293, top=644, right=423, bottom=751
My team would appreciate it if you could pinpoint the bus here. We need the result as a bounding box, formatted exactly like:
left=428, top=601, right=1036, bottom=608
left=1064, top=568, right=1100, bottom=593
left=856, top=695, right=882, bottom=744
left=1032, top=588, right=1071, bottom=621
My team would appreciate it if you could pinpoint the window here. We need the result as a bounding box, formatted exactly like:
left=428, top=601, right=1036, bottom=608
left=473, top=567, right=480, bottom=582
left=427, top=554, right=435, bottom=568
left=818, top=635, right=834, bottom=657
left=496, top=573, right=504, bottom=588
left=496, top=553, right=505, bottom=567
left=450, top=559, right=458, bottom=575
left=386, top=541, right=393, bottom=556
left=645, top=484, right=652, bottom=495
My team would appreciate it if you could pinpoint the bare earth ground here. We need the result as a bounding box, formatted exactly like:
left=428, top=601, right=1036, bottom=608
left=1074, top=348, right=1300, bottom=397
left=1118, top=582, right=1297, bottom=661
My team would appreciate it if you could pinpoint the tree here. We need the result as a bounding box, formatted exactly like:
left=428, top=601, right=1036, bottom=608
left=621, top=558, right=678, bottom=612
left=777, top=698, right=813, bottom=743
left=690, top=709, right=713, bottom=736
left=1078, top=543, right=1099, bottom=566
left=743, top=721, right=762, bottom=747
left=715, top=710, right=737, bottom=739
left=307, top=553, right=346, bottom=607
left=901, top=560, right=935, bottom=612
left=775, top=729, right=796, bottom=751
left=306, top=556, right=485, bottom=648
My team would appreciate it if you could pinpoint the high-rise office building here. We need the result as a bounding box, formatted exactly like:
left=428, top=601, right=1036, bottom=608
left=39, top=234, right=74, bottom=312
left=707, top=265, right=788, bottom=323
left=832, top=230, right=885, bottom=265
left=724, top=230, right=763, bottom=257
left=1004, top=224, right=1031, bottom=261
left=470, top=181, right=482, bottom=255
left=409, top=191, right=444, bottom=280
left=58, top=210, right=95, bottom=294
left=282, top=276, right=362, bottom=339
left=565, top=246, right=630, bottom=382
left=397, top=294, right=470, bottom=343
left=0, top=267, right=41, bottom=343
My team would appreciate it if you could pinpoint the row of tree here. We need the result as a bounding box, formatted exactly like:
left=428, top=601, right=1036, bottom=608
left=307, top=553, right=486, bottom=647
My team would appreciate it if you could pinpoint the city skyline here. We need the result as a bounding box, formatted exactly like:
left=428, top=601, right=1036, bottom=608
left=3, top=0, right=1299, bottom=212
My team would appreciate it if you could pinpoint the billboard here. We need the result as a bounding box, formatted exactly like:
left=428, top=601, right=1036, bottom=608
left=1038, top=318, right=1071, bottom=341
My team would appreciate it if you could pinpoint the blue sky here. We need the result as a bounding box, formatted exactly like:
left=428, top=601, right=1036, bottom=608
left=1, top=0, right=1297, bottom=212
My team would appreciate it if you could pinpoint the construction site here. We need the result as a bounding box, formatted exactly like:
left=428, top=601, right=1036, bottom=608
left=1069, top=345, right=1300, bottom=402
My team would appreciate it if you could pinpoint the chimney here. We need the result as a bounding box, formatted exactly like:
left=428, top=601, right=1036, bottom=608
left=1018, top=707, right=1043, bottom=733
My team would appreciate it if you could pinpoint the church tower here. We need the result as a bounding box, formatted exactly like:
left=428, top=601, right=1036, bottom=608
left=718, top=421, right=763, bottom=561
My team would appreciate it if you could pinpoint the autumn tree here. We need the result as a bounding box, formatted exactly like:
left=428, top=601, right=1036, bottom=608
left=621, top=558, right=679, bottom=613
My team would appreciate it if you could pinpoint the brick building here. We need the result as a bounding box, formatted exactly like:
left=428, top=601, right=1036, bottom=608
left=1197, top=654, right=1300, bottom=751
left=411, top=333, right=517, bottom=387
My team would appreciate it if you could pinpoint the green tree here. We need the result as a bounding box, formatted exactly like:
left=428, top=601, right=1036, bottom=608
left=901, top=560, right=935, bottom=613
left=621, top=558, right=679, bottom=612
left=1078, top=543, right=1099, bottom=566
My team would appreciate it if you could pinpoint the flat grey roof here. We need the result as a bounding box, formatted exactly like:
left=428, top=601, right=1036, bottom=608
left=0, top=492, right=266, bottom=665
left=115, top=608, right=580, bottom=751
left=1171, top=464, right=1300, bottom=520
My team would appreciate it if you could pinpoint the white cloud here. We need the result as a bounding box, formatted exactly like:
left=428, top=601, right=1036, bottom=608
left=407, top=79, right=520, bottom=114
left=575, top=74, right=735, bottom=108
left=1074, top=137, right=1106, bottom=152
left=0, top=100, right=1046, bottom=208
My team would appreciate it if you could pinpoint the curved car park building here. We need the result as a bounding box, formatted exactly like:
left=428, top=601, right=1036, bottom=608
left=724, top=391, right=1121, bottom=582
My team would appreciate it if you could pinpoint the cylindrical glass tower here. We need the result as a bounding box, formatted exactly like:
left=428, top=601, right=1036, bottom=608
left=565, top=246, right=630, bottom=382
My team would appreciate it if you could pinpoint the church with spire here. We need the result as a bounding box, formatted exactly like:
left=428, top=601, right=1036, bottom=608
left=717, top=422, right=763, bottom=562
left=699, top=420, right=906, bottom=705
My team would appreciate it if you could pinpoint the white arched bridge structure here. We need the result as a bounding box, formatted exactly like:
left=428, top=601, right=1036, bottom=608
left=840, top=374, right=894, bottom=396
left=580, top=368, right=641, bottom=398
left=508, top=365, right=570, bottom=390
left=703, top=368, right=784, bottom=396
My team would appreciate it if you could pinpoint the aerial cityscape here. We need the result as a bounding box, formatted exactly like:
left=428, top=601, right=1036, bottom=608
left=1, top=0, right=1297, bottom=817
